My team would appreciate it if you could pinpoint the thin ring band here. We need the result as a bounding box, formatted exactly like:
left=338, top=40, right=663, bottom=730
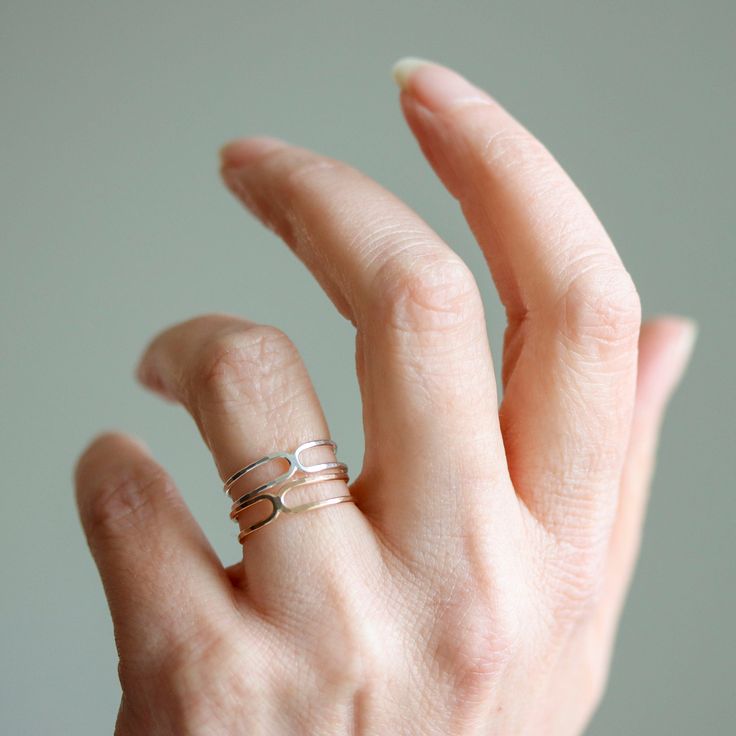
left=232, top=470, right=354, bottom=541
left=223, top=439, right=343, bottom=496
left=230, top=468, right=350, bottom=519
left=230, top=461, right=349, bottom=509
left=237, top=497, right=354, bottom=544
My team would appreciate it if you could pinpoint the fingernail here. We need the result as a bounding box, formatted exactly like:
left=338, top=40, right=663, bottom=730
left=662, top=317, right=698, bottom=391
left=219, top=136, right=287, bottom=169
left=677, top=318, right=698, bottom=366
left=391, top=56, right=493, bottom=112
left=391, top=57, right=433, bottom=89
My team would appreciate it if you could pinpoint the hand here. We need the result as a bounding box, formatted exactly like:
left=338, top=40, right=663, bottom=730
left=74, top=59, right=695, bottom=735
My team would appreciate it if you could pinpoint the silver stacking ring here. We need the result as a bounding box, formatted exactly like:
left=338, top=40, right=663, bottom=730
left=222, top=439, right=354, bottom=542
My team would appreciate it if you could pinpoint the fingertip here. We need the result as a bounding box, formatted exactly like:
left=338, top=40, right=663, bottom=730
left=672, top=316, right=698, bottom=358
left=135, top=355, right=163, bottom=394
left=219, top=136, right=288, bottom=171
left=390, top=57, right=494, bottom=112
left=636, top=315, right=697, bottom=412
left=135, top=345, right=179, bottom=403
left=75, top=430, right=148, bottom=470
left=73, top=431, right=150, bottom=499
left=640, top=315, right=697, bottom=367
left=391, top=56, right=433, bottom=90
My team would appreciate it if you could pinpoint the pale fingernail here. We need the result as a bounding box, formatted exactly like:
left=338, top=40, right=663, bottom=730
left=219, top=136, right=287, bottom=169
left=391, top=57, right=433, bottom=89
left=665, top=318, right=698, bottom=402
left=391, top=56, right=494, bottom=112
left=677, top=318, right=698, bottom=366
left=661, top=317, right=698, bottom=392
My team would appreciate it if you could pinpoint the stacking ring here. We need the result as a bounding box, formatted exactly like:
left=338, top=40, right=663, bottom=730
left=223, top=439, right=354, bottom=542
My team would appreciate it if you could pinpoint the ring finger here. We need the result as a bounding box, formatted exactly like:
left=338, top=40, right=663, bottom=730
left=136, top=313, right=379, bottom=614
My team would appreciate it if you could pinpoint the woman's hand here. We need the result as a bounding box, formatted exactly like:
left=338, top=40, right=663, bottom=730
left=74, top=59, right=695, bottom=735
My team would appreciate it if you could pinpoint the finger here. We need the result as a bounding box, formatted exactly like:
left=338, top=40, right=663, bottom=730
left=218, top=137, right=518, bottom=553
left=136, top=314, right=379, bottom=613
left=602, top=317, right=696, bottom=624
left=393, top=58, right=642, bottom=552
left=74, top=432, right=233, bottom=665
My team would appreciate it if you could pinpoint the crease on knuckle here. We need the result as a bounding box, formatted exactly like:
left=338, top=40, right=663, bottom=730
left=434, top=596, right=519, bottom=709
left=126, top=629, right=256, bottom=733
left=285, top=572, right=391, bottom=699
left=192, top=325, right=302, bottom=412
left=376, top=250, right=484, bottom=335
left=232, top=156, right=347, bottom=252
left=479, top=126, right=554, bottom=178
left=84, top=468, right=173, bottom=544
left=262, top=156, right=350, bottom=261
left=282, top=156, right=345, bottom=194
left=553, top=256, right=641, bottom=353
left=317, top=624, right=384, bottom=698
left=429, top=554, right=523, bottom=708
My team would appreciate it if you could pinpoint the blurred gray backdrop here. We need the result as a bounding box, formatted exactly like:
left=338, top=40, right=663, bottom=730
left=1, top=1, right=734, bottom=733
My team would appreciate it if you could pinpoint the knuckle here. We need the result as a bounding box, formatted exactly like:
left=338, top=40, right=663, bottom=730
left=307, top=591, right=388, bottom=695
left=253, top=154, right=348, bottom=246
left=165, top=627, right=238, bottom=690
left=283, top=154, right=345, bottom=195
left=430, top=566, right=523, bottom=706
left=436, top=599, right=519, bottom=706
left=82, top=464, right=173, bottom=544
left=557, top=260, right=641, bottom=351
left=121, top=626, right=261, bottom=732
left=378, top=252, right=484, bottom=334
left=317, top=625, right=383, bottom=695
left=481, top=127, right=551, bottom=173
left=193, top=325, right=302, bottom=410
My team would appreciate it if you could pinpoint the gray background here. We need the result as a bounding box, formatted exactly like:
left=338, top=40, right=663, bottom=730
left=1, top=1, right=734, bottom=733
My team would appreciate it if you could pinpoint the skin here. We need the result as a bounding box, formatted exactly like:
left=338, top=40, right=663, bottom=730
left=74, top=59, right=696, bottom=735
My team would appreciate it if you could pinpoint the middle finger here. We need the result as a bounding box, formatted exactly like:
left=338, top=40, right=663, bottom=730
left=219, top=139, right=519, bottom=552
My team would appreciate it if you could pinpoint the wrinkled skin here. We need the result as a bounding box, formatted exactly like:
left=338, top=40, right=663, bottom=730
left=75, top=59, right=695, bottom=735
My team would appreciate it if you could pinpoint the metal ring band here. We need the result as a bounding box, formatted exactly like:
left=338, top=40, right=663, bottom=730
left=237, top=497, right=355, bottom=543
left=230, top=468, right=350, bottom=520
left=230, top=462, right=349, bottom=509
left=233, top=470, right=354, bottom=541
left=223, top=439, right=343, bottom=496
